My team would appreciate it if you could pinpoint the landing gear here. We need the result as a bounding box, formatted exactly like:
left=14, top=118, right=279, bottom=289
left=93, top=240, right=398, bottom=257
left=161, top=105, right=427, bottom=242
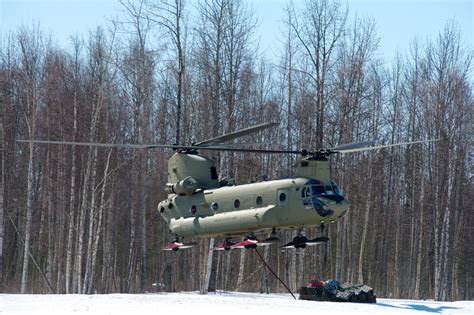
left=244, top=230, right=280, bottom=248
left=282, top=231, right=329, bottom=249
left=222, top=238, right=235, bottom=251
left=282, top=234, right=308, bottom=249
left=214, top=230, right=280, bottom=250
left=293, top=235, right=308, bottom=249
left=162, top=236, right=198, bottom=251
left=243, top=233, right=258, bottom=249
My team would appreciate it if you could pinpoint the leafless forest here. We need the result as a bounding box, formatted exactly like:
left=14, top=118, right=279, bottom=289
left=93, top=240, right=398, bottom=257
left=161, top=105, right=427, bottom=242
left=1, top=0, right=472, bottom=301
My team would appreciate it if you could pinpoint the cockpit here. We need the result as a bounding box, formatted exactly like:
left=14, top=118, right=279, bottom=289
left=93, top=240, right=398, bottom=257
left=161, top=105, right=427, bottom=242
left=301, top=179, right=344, bottom=217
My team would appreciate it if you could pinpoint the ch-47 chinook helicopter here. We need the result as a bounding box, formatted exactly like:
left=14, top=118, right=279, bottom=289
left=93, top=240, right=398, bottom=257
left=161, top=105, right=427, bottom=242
left=19, top=122, right=440, bottom=251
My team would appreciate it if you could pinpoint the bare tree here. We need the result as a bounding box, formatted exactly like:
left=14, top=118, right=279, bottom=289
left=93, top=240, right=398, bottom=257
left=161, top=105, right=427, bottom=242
left=145, top=0, right=186, bottom=145
left=0, top=120, right=4, bottom=290
left=16, top=26, right=46, bottom=294
left=65, top=36, right=82, bottom=294
left=288, top=0, right=347, bottom=148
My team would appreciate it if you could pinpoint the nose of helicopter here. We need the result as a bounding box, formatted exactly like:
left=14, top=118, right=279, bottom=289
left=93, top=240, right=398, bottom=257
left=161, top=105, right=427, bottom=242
left=315, top=195, right=350, bottom=219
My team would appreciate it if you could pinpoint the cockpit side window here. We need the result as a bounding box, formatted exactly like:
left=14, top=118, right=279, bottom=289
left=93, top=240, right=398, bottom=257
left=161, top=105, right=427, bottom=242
left=331, top=181, right=342, bottom=195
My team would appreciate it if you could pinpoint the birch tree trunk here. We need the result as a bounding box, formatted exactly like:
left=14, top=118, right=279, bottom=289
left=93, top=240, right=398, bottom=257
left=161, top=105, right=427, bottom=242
left=235, top=249, right=246, bottom=291
left=75, top=101, right=100, bottom=293
left=139, top=175, right=147, bottom=293
left=357, top=161, right=373, bottom=284
left=83, top=147, right=98, bottom=294
left=87, top=148, right=112, bottom=294
left=74, top=146, right=93, bottom=293
left=65, top=97, right=77, bottom=294
left=335, top=211, right=347, bottom=280
left=297, top=248, right=304, bottom=289
left=201, top=237, right=215, bottom=294
left=66, top=39, right=81, bottom=293
left=18, top=28, right=42, bottom=294
left=289, top=231, right=297, bottom=292
left=0, top=122, right=4, bottom=289
left=414, top=179, right=425, bottom=299
left=21, top=135, right=35, bottom=294
left=46, top=155, right=54, bottom=289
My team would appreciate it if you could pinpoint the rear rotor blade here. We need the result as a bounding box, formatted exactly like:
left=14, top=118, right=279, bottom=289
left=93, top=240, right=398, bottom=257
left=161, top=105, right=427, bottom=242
left=330, top=141, right=375, bottom=152
left=17, top=139, right=180, bottom=150
left=194, top=122, right=278, bottom=147
left=332, top=138, right=443, bottom=154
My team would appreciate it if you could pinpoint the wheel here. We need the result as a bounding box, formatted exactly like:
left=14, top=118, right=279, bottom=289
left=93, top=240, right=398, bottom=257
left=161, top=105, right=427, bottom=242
left=293, top=235, right=308, bottom=248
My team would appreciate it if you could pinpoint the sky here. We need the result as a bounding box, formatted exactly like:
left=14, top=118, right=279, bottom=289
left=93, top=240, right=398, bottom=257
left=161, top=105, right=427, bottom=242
left=1, top=0, right=472, bottom=64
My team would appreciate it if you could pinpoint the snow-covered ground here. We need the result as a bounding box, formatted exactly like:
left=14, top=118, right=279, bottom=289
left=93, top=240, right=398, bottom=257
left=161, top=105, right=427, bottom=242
left=1, top=291, right=473, bottom=315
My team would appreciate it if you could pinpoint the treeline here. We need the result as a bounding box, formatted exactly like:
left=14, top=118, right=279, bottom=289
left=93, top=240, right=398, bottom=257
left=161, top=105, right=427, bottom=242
left=1, top=0, right=472, bottom=301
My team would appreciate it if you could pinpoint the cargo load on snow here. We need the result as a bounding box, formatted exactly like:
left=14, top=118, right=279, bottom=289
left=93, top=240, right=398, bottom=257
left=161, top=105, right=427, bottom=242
left=299, top=279, right=377, bottom=303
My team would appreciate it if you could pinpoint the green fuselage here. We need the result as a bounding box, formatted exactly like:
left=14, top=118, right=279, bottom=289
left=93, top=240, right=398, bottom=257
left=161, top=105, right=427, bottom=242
left=158, top=153, right=350, bottom=238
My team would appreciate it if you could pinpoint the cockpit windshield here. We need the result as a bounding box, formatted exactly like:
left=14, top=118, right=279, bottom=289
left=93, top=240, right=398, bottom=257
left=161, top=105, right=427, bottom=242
left=301, top=180, right=342, bottom=217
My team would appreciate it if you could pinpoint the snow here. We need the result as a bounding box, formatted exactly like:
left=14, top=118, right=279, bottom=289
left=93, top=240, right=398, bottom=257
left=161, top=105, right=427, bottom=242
left=1, top=292, right=473, bottom=315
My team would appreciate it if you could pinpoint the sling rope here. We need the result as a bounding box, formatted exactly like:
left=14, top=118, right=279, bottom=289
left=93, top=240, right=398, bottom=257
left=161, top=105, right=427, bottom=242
left=255, top=248, right=296, bottom=300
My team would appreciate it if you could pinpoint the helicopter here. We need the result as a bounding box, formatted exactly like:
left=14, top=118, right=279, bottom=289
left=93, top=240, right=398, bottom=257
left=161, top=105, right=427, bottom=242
left=19, top=122, right=440, bottom=251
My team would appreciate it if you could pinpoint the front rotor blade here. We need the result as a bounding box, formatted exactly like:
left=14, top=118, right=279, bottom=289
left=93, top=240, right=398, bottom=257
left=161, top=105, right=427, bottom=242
left=194, top=122, right=279, bottom=147
left=333, top=138, right=443, bottom=154
left=213, top=142, right=272, bottom=148
left=17, top=139, right=306, bottom=154
left=171, top=145, right=303, bottom=155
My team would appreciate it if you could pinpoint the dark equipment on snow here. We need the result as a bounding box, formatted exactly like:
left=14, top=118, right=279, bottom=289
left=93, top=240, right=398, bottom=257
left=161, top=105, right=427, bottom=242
left=299, top=279, right=377, bottom=303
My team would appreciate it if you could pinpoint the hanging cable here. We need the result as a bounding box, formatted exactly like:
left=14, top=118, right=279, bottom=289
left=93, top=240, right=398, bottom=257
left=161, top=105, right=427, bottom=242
left=255, top=248, right=296, bottom=300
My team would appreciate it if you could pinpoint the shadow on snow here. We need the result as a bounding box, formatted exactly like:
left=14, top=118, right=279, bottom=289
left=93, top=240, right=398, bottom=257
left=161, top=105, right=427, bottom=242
left=376, top=302, right=459, bottom=313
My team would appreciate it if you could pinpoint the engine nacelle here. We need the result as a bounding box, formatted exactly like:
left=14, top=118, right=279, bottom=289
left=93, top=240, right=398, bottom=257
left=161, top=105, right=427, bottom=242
left=165, top=176, right=199, bottom=196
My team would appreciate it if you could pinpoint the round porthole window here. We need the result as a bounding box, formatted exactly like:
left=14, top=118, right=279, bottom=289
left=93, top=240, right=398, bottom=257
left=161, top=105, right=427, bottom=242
left=190, top=205, right=197, bottom=215
left=279, top=192, right=287, bottom=202
left=256, top=196, right=263, bottom=206
left=211, top=202, right=219, bottom=212
left=234, top=199, right=241, bottom=208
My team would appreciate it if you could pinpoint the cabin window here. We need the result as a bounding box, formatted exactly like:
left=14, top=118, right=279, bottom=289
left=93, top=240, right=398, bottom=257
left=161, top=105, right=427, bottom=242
left=301, top=161, right=309, bottom=167
left=278, top=189, right=289, bottom=206
left=210, top=167, right=218, bottom=180
left=234, top=199, right=241, bottom=208
left=211, top=202, right=219, bottom=212
left=190, top=205, right=197, bottom=215
left=256, top=196, right=263, bottom=206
